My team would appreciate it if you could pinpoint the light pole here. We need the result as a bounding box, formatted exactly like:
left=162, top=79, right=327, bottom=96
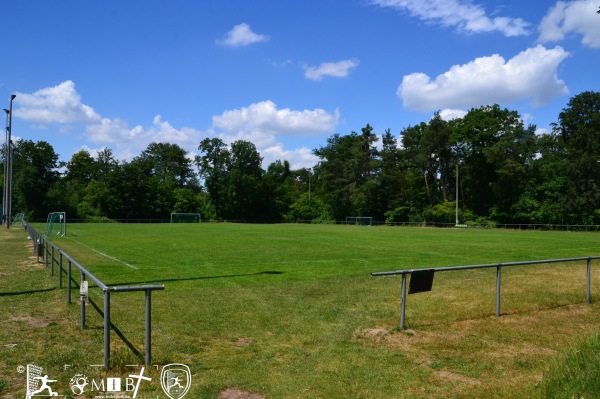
left=3, top=94, right=16, bottom=228
left=455, top=162, right=459, bottom=226
left=2, top=109, right=8, bottom=227
left=308, top=168, right=311, bottom=207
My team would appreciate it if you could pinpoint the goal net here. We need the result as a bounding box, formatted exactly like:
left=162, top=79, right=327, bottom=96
left=45, top=212, right=66, bottom=237
left=171, top=213, right=201, bottom=223
left=346, top=216, right=373, bottom=226
left=12, top=213, right=24, bottom=226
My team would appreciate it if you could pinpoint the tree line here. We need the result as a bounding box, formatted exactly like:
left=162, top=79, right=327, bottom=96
left=2, top=91, right=600, bottom=225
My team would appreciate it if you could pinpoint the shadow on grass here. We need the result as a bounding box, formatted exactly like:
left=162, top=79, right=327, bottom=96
left=79, top=271, right=284, bottom=365
left=0, top=287, right=57, bottom=296
left=86, top=297, right=144, bottom=360
left=110, top=270, right=284, bottom=287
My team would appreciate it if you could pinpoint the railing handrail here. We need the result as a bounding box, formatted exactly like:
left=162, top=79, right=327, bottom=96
left=372, top=256, right=599, bottom=329
left=23, top=222, right=164, bottom=368
left=371, top=256, right=600, bottom=277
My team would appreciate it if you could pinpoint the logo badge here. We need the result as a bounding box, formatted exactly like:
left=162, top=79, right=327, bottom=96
left=69, top=373, right=89, bottom=395
left=26, top=364, right=63, bottom=398
left=160, top=364, right=191, bottom=399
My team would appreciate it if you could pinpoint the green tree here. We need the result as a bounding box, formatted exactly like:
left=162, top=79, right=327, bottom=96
left=513, top=132, right=565, bottom=224
left=552, top=91, right=600, bottom=223
left=227, top=140, right=264, bottom=220
left=78, top=149, right=122, bottom=219
left=313, top=125, right=380, bottom=220
left=10, top=140, right=60, bottom=219
left=400, top=114, right=453, bottom=213
left=452, top=105, right=537, bottom=221
left=196, top=139, right=265, bottom=220
left=379, top=130, right=403, bottom=204
left=139, top=142, right=198, bottom=188
left=196, top=138, right=230, bottom=218
left=263, top=160, right=294, bottom=220
left=59, top=150, right=97, bottom=218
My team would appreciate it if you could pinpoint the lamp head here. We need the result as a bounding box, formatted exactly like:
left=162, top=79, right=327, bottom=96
left=3, top=109, right=8, bottom=115
left=10, top=94, right=16, bottom=101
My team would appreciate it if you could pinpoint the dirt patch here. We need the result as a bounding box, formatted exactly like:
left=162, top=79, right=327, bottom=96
left=353, top=305, right=600, bottom=396
left=436, top=370, right=481, bottom=386
left=218, top=388, right=264, bottom=399
left=353, top=327, right=389, bottom=341
left=233, top=337, right=251, bottom=347
left=11, top=316, right=51, bottom=328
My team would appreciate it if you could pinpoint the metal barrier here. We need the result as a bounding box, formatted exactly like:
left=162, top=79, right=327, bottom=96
left=24, top=223, right=164, bottom=368
left=372, top=256, right=600, bottom=329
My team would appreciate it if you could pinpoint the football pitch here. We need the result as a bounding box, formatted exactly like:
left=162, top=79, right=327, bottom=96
left=3, top=223, right=600, bottom=398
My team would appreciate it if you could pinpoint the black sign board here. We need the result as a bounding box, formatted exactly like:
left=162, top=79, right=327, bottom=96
left=409, top=269, right=434, bottom=294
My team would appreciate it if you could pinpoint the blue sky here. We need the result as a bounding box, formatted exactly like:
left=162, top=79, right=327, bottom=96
left=2, top=0, right=600, bottom=170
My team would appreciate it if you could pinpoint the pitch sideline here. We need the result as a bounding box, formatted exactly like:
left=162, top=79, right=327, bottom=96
left=69, top=238, right=139, bottom=270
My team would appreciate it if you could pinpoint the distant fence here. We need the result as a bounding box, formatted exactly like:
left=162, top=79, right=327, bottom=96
left=30, top=217, right=600, bottom=231
left=372, top=257, right=600, bottom=329
left=24, top=222, right=164, bottom=368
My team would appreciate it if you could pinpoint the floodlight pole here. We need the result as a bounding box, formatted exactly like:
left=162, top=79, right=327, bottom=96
left=455, top=162, right=459, bottom=225
left=2, top=109, right=8, bottom=227
left=3, top=94, right=16, bottom=229
left=308, top=168, right=311, bottom=207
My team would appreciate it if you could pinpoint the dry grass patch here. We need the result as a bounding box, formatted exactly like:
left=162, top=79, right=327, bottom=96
left=218, top=387, right=265, bottom=399
left=355, top=301, right=600, bottom=398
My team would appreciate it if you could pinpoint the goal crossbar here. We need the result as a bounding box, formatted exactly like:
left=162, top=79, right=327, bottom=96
left=170, top=213, right=201, bottom=223
left=45, top=212, right=66, bottom=237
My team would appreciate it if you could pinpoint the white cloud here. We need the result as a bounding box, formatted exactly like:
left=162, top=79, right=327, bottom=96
left=438, top=109, right=467, bottom=121
left=14, top=82, right=333, bottom=169
left=372, top=0, right=530, bottom=37
left=305, top=59, right=360, bottom=81
left=84, top=115, right=207, bottom=161
left=151, top=115, right=204, bottom=148
left=216, top=23, right=268, bottom=47
left=212, top=100, right=339, bottom=137
left=399, top=45, right=570, bottom=112
left=535, top=127, right=551, bottom=136
left=211, top=101, right=339, bottom=168
left=262, top=144, right=319, bottom=170
left=85, top=117, right=144, bottom=144
left=538, top=0, right=600, bottom=48
left=14, top=80, right=101, bottom=124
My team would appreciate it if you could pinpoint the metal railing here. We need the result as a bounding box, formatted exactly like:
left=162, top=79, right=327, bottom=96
left=372, top=256, right=600, bottom=329
left=24, top=223, right=164, bottom=368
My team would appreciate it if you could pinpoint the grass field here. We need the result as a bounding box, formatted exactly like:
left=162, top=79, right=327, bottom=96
left=2, top=223, right=600, bottom=398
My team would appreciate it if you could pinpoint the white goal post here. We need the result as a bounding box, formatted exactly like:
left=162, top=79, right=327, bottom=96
left=170, top=213, right=202, bottom=223
left=346, top=216, right=373, bottom=226
left=45, top=212, right=66, bottom=237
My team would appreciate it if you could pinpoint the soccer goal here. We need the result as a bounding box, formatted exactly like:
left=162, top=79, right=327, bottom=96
left=171, top=213, right=201, bottom=223
left=346, top=216, right=373, bottom=226
left=12, top=213, right=24, bottom=226
left=45, top=212, right=66, bottom=237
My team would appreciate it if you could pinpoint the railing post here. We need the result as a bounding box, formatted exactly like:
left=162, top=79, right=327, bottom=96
left=67, top=260, right=72, bottom=304
left=496, top=265, right=502, bottom=317
left=81, top=274, right=86, bottom=329
left=104, top=290, right=111, bottom=369
left=145, top=290, right=152, bottom=366
left=400, top=273, right=407, bottom=329
left=58, top=252, right=63, bottom=288
left=45, top=241, right=49, bottom=268
left=587, top=258, right=592, bottom=304
left=51, top=246, right=55, bottom=275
